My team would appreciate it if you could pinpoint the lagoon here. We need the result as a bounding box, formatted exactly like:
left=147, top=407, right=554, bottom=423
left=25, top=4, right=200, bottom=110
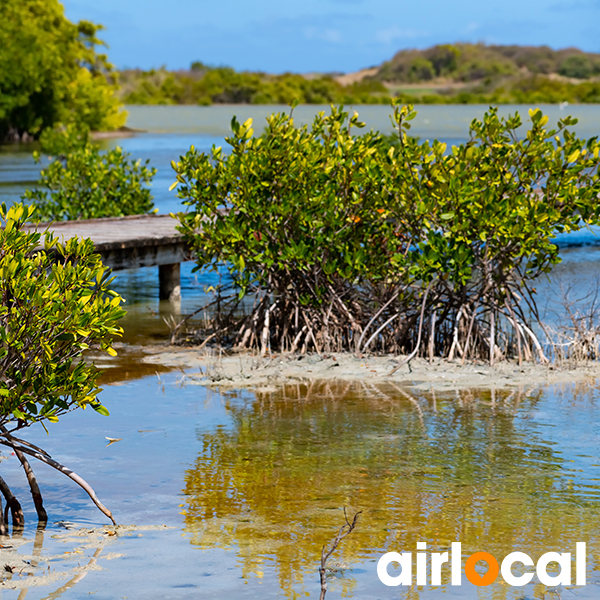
left=2, top=104, right=600, bottom=598
left=3, top=375, right=600, bottom=598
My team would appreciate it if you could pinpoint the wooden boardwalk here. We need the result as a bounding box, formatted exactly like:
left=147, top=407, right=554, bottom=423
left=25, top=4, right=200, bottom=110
left=25, top=214, right=191, bottom=300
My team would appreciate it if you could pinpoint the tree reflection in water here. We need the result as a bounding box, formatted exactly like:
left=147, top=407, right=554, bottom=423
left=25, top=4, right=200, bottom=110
left=182, top=381, right=600, bottom=597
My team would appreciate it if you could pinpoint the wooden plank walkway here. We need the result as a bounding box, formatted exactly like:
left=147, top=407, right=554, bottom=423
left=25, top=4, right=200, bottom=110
left=24, top=214, right=192, bottom=300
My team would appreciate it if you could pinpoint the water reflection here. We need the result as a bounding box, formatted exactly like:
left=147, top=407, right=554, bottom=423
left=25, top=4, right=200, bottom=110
left=0, top=523, right=116, bottom=598
left=182, top=381, right=600, bottom=598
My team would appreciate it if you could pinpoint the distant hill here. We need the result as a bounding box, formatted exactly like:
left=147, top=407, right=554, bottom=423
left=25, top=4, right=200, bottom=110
left=373, top=43, right=600, bottom=84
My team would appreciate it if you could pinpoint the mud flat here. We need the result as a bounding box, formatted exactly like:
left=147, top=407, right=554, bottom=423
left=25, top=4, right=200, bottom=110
left=137, top=345, right=600, bottom=392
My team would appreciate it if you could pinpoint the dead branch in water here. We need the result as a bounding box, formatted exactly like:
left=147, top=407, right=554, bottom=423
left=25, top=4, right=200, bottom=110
left=319, top=508, right=361, bottom=600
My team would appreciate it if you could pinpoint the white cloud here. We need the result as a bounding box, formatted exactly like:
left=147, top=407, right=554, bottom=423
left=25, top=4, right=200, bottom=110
left=304, top=27, right=343, bottom=43
left=375, top=26, right=428, bottom=45
left=464, top=21, right=480, bottom=33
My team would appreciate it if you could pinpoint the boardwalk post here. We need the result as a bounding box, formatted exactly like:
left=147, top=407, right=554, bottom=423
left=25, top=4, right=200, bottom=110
left=24, top=215, right=191, bottom=301
left=159, top=263, right=181, bottom=301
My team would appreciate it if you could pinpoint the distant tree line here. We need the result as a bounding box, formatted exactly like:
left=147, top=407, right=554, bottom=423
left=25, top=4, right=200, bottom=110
left=118, top=44, right=600, bottom=107
left=118, top=65, right=390, bottom=106
left=375, top=43, right=600, bottom=104
left=2, top=0, right=600, bottom=146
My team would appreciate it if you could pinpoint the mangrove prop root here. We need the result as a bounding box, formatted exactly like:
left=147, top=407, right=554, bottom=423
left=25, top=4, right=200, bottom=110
left=180, top=272, right=575, bottom=363
left=357, top=290, right=400, bottom=353
left=1, top=426, right=48, bottom=523
left=448, top=306, right=464, bottom=361
left=319, top=509, right=361, bottom=600
left=0, top=493, right=5, bottom=536
left=519, top=321, right=549, bottom=364
left=362, top=313, right=400, bottom=354
left=429, top=310, right=437, bottom=364
left=505, top=299, right=523, bottom=366
left=489, top=310, right=495, bottom=367
left=389, top=283, right=433, bottom=376
left=0, top=440, right=116, bottom=525
left=461, top=302, right=480, bottom=366
left=301, top=311, right=321, bottom=356
left=0, top=475, right=24, bottom=528
left=290, top=325, right=307, bottom=353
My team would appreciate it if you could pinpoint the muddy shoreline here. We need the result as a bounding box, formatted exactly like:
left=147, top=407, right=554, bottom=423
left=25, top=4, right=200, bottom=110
left=133, top=345, right=600, bottom=392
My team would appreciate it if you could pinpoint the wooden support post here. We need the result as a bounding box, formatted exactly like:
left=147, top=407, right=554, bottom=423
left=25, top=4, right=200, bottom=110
left=159, top=263, right=181, bottom=301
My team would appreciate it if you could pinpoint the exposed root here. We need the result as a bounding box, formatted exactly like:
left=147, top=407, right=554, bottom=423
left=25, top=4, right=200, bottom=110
left=0, top=475, right=24, bottom=528
left=1, top=426, right=47, bottom=523
left=0, top=440, right=115, bottom=525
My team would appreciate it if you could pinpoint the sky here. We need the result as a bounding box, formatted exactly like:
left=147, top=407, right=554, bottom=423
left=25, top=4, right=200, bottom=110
left=62, top=0, right=600, bottom=74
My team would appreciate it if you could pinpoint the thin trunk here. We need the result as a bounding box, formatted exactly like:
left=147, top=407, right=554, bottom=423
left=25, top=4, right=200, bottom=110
left=0, top=426, right=47, bottom=522
left=0, top=493, right=6, bottom=536
left=0, top=475, right=24, bottom=528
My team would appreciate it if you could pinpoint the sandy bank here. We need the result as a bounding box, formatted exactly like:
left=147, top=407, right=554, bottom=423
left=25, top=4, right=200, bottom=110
left=137, top=346, right=600, bottom=392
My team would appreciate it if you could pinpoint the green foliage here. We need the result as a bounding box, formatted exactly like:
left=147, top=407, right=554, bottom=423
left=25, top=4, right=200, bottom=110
left=23, top=143, right=157, bottom=221
left=0, top=203, right=125, bottom=427
left=119, top=66, right=390, bottom=106
left=174, top=103, right=600, bottom=357
left=0, top=0, right=126, bottom=142
left=376, top=43, right=600, bottom=104
left=175, top=108, right=397, bottom=295
left=558, top=54, right=597, bottom=79
left=407, top=58, right=435, bottom=82
left=119, top=44, right=600, bottom=107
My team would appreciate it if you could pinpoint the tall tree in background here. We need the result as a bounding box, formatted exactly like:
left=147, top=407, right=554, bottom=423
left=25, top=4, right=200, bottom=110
left=0, top=0, right=126, bottom=142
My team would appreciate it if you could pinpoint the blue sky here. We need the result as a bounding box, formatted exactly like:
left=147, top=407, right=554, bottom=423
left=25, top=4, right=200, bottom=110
left=62, top=0, right=600, bottom=73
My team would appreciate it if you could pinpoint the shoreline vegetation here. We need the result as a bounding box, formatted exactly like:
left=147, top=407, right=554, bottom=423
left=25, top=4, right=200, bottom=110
left=119, top=43, right=600, bottom=107
left=4, top=15, right=600, bottom=144
left=171, top=104, right=600, bottom=368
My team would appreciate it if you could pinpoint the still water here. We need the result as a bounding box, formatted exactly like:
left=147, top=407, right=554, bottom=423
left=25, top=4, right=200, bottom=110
left=2, top=377, right=600, bottom=598
left=1, top=105, right=600, bottom=598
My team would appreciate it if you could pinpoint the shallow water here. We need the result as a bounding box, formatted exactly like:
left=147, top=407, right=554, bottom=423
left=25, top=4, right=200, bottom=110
left=2, top=106, right=600, bottom=598
left=2, top=377, right=600, bottom=598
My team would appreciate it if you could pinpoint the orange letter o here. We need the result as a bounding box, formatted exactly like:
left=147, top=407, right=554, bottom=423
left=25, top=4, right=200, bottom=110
left=465, top=552, right=499, bottom=587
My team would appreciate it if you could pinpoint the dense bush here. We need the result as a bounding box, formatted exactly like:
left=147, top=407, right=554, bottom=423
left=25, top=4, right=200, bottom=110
left=0, top=0, right=126, bottom=142
left=23, top=142, right=156, bottom=221
left=0, top=203, right=125, bottom=525
left=174, top=103, right=600, bottom=362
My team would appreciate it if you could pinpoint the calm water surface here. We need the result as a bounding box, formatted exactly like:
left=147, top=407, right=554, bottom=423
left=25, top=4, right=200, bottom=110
left=2, top=377, right=600, bottom=598
left=1, top=105, right=600, bottom=598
